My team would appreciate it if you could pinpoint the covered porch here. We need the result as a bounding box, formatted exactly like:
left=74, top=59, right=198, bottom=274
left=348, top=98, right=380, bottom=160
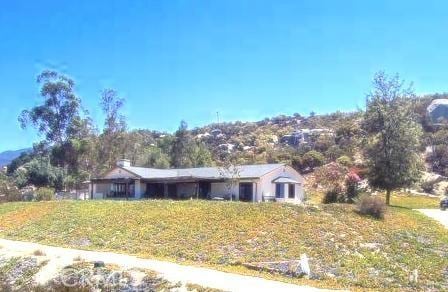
left=91, top=177, right=258, bottom=202
left=142, top=179, right=216, bottom=200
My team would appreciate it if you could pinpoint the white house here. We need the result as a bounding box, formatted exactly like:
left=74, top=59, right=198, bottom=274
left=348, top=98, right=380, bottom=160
left=90, top=159, right=305, bottom=203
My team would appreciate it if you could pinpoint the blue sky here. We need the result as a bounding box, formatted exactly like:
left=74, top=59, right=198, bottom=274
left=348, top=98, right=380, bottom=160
left=0, top=0, right=447, bottom=152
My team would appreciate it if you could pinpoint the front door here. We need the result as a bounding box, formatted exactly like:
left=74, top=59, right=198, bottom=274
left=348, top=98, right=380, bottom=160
left=239, top=183, right=253, bottom=202
left=167, top=183, right=177, bottom=199
left=198, top=182, right=211, bottom=199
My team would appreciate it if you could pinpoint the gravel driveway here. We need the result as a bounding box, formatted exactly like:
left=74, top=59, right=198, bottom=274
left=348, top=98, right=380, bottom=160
left=0, top=238, right=331, bottom=292
left=417, top=209, right=448, bottom=228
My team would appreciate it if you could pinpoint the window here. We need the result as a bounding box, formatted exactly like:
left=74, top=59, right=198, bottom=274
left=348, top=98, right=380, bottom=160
left=112, top=183, right=127, bottom=197
left=288, top=184, right=295, bottom=198
left=110, top=182, right=135, bottom=198
left=275, top=183, right=285, bottom=198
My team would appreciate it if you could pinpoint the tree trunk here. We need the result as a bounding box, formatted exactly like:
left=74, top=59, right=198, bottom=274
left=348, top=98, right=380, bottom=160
left=386, top=189, right=391, bottom=206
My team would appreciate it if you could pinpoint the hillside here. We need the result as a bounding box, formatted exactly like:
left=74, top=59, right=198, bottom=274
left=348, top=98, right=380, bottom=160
left=188, top=111, right=363, bottom=166
left=0, top=199, right=446, bottom=290
left=0, top=148, right=31, bottom=167
left=5, top=91, right=448, bottom=193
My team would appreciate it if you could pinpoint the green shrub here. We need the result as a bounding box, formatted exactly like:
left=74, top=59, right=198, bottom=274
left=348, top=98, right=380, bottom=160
left=302, top=150, right=325, bottom=170
left=357, top=195, right=386, bottom=219
left=35, top=187, right=55, bottom=201
left=322, top=187, right=345, bottom=204
left=345, top=171, right=361, bottom=203
left=0, top=177, right=22, bottom=202
left=421, top=180, right=437, bottom=194
left=336, top=155, right=353, bottom=167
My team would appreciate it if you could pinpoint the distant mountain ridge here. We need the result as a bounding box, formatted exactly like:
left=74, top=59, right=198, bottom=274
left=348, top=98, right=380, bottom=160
left=0, top=148, right=32, bottom=167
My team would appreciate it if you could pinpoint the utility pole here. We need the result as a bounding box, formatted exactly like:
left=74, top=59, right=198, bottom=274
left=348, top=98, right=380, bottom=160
left=216, top=111, right=220, bottom=125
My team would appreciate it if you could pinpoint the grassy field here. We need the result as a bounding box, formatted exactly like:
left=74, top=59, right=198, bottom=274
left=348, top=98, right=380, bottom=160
left=307, top=190, right=441, bottom=209
left=0, top=199, right=447, bottom=290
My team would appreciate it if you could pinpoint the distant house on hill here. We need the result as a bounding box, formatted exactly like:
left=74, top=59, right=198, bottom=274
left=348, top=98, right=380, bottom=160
left=280, top=128, right=334, bottom=146
left=90, top=160, right=304, bottom=203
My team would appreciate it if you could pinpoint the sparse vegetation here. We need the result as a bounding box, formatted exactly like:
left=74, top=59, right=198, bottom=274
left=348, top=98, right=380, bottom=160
left=0, top=200, right=447, bottom=290
left=35, top=187, right=55, bottom=201
left=0, top=256, right=189, bottom=291
left=186, top=283, right=224, bottom=292
left=421, top=179, right=438, bottom=194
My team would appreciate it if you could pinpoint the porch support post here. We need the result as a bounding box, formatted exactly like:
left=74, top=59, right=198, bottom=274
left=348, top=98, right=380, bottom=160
left=195, top=182, right=199, bottom=199
left=134, top=179, right=141, bottom=199
left=253, top=182, right=256, bottom=202
left=92, top=182, right=97, bottom=199
left=164, top=183, right=168, bottom=198
left=125, top=181, right=129, bottom=200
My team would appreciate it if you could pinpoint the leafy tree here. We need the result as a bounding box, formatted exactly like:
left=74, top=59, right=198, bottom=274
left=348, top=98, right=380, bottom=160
left=363, top=72, right=422, bottom=205
left=0, top=173, right=21, bottom=202
left=325, top=145, right=344, bottom=162
left=313, top=135, right=335, bottom=153
left=171, top=121, right=192, bottom=168
left=170, top=121, right=214, bottom=168
left=98, top=89, right=127, bottom=170
left=19, top=70, right=82, bottom=145
left=189, top=142, right=214, bottom=167
left=138, top=146, right=171, bottom=169
left=336, top=155, right=353, bottom=167
left=100, top=89, right=126, bottom=135
left=7, top=151, right=33, bottom=175
left=218, top=158, right=241, bottom=201
left=291, top=155, right=304, bottom=172
left=14, top=156, right=65, bottom=190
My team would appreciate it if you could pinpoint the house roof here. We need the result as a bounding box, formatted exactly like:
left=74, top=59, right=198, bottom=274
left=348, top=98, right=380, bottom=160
left=119, top=164, right=285, bottom=180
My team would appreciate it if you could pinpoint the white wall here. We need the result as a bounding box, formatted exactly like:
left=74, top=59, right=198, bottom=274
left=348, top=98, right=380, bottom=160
left=134, top=180, right=142, bottom=199
left=257, top=165, right=304, bottom=202
left=211, top=182, right=239, bottom=200
left=92, top=182, right=110, bottom=199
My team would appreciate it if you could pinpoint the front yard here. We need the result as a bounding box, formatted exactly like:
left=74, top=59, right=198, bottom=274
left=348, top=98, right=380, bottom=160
left=0, top=198, right=446, bottom=290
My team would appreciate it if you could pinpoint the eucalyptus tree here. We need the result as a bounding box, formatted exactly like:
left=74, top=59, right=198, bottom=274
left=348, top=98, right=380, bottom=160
left=19, top=70, right=82, bottom=146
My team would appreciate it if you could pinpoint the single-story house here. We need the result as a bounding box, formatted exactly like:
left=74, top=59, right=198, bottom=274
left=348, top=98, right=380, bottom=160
left=90, top=159, right=305, bottom=203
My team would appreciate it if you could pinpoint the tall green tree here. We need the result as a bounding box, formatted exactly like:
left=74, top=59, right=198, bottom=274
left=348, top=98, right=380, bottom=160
left=170, top=121, right=214, bottom=168
left=100, top=89, right=126, bottom=135
left=19, top=70, right=82, bottom=145
left=171, top=120, right=192, bottom=168
left=189, top=142, right=214, bottom=167
left=363, top=72, right=422, bottom=205
left=98, top=89, right=127, bottom=170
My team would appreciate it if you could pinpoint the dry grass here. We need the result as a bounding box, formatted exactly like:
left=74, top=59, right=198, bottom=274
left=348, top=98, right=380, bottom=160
left=389, top=192, right=440, bottom=209
left=0, top=202, right=56, bottom=231
left=0, top=200, right=446, bottom=290
left=306, top=190, right=441, bottom=209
